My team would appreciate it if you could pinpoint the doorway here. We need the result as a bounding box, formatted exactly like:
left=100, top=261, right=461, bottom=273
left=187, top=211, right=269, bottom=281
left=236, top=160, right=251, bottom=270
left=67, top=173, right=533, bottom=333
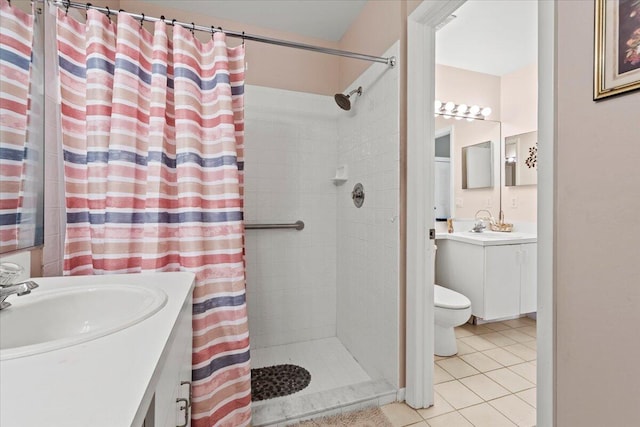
left=405, top=1, right=555, bottom=426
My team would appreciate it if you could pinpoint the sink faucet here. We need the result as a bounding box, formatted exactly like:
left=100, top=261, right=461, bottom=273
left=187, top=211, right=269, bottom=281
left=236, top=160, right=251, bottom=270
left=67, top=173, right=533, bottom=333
left=0, top=262, right=38, bottom=310
left=0, top=280, right=38, bottom=310
left=473, top=209, right=495, bottom=232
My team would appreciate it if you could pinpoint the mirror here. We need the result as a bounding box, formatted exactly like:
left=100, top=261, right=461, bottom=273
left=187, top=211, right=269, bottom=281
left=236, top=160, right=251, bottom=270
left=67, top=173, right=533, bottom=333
left=0, top=2, right=44, bottom=254
left=505, top=131, right=537, bottom=186
left=434, top=118, right=500, bottom=219
left=462, top=141, right=493, bottom=189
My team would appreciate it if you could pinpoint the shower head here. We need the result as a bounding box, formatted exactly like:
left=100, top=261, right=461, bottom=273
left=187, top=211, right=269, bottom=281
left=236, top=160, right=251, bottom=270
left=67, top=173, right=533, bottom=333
left=334, top=86, right=363, bottom=111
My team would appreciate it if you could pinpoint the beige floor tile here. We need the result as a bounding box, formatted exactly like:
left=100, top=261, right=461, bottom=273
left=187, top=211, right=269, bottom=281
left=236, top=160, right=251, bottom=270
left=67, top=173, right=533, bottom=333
left=460, top=323, right=493, bottom=335
left=522, top=340, right=537, bottom=351
left=482, top=348, right=525, bottom=366
left=417, top=392, right=455, bottom=419
left=436, top=357, right=480, bottom=379
left=434, top=380, right=483, bottom=410
left=502, top=318, right=531, bottom=328
left=460, top=352, right=503, bottom=373
left=459, top=335, right=498, bottom=352
left=485, top=368, right=535, bottom=393
left=482, top=332, right=518, bottom=347
left=508, top=362, right=537, bottom=384
left=407, top=422, right=429, bottom=427
left=520, top=317, right=537, bottom=326
left=499, top=329, right=536, bottom=343
left=516, top=388, right=537, bottom=408
left=434, top=364, right=455, bottom=384
left=503, top=343, right=537, bottom=361
left=381, top=402, right=423, bottom=427
left=454, top=327, right=474, bottom=338
left=455, top=340, right=476, bottom=356
left=458, top=403, right=517, bottom=427
left=425, top=411, right=474, bottom=427
left=482, top=321, right=513, bottom=332
left=518, top=326, right=537, bottom=338
left=459, top=374, right=511, bottom=401
left=490, top=395, right=536, bottom=427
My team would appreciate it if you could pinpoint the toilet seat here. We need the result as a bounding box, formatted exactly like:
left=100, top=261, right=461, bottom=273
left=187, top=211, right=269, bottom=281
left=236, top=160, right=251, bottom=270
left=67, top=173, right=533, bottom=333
left=435, top=284, right=471, bottom=310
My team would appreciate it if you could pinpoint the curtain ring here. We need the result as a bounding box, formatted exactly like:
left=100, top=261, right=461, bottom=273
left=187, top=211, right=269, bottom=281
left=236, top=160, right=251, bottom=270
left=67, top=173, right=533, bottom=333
left=242, top=31, right=245, bottom=46
left=171, top=18, right=176, bottom=27
left=140, top=13, right=144, bottom=28
left=64, top=0, right=70, bottom=16
left=191, top=22, right=195, bottom=36
left=85, top=3, right=91, bottom=20
left=160, top=15, right=165, bottom=22
left=106, top=6, right=111, bottom=22
left=211, top=26, right=215, bottom=39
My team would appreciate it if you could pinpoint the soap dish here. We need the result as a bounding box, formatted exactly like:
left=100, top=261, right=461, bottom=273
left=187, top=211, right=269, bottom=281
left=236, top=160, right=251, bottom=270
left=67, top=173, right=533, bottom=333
left=490, top=223, right=514, bottom=232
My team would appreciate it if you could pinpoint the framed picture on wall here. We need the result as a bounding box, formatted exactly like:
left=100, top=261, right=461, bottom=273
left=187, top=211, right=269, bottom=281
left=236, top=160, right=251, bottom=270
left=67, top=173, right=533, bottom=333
left=594, top=0, right=640, bottom=100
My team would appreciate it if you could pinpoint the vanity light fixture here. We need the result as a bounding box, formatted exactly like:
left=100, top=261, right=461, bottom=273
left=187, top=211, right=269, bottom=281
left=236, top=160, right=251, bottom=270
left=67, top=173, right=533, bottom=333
left=434, top=101, right=492, bottom=121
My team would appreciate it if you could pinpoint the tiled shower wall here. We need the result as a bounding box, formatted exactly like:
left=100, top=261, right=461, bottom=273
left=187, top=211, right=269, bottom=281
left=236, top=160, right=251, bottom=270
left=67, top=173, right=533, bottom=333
left=336, top=42, right=401, bottom=387
left=244, top=85, right=339, bottom=349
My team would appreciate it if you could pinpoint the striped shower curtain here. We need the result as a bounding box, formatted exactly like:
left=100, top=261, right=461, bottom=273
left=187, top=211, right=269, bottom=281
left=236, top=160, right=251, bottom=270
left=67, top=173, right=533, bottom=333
left=56, top=9, right=251, bottom=426
left=0, top=0, right=35, bottom=252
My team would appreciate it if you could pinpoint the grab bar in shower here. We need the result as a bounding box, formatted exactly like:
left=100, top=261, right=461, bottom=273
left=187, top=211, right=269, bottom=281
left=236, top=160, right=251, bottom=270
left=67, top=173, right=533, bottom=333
left=244, top=220, right=305, bottom=231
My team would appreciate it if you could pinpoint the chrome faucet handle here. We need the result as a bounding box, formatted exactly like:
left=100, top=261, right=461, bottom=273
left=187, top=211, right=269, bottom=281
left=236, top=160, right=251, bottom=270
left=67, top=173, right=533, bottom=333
left=0, top=280, right=38, bottom=310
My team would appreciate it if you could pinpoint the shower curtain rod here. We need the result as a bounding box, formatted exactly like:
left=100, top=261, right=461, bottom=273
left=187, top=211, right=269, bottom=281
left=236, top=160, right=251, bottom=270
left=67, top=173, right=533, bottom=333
left=51, top=0, right=396, bottom=67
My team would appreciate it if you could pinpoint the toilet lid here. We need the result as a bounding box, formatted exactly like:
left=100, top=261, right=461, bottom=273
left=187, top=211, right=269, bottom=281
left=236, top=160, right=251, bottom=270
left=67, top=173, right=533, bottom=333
left=434, top=284, right=471, bottom=310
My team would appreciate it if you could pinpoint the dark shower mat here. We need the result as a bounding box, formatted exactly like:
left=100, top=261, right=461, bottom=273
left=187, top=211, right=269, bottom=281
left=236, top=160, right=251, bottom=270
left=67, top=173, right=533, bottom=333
left=251, top=364, right=311, bottom=401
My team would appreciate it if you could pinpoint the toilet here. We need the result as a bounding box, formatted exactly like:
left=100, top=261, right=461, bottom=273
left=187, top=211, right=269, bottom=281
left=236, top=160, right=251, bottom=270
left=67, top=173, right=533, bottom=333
left=434, top=284, right=472, bottom=356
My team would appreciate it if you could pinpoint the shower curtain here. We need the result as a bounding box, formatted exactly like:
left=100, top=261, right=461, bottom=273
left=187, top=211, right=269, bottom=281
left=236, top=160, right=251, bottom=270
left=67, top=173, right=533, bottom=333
left=56, top=8, right=250, bottom=426
left=0, top=0, right=35, bottom=252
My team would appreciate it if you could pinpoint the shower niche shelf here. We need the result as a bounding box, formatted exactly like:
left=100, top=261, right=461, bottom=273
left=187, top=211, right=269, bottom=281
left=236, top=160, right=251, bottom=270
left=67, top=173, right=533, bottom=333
left=331, top=165, right=348, bottom=185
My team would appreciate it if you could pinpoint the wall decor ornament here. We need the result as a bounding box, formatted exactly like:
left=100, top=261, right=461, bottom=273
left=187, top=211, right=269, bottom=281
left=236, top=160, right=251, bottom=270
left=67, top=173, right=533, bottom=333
left=594, top=0, right=640, bottom=99
left=525, top=143, right=537, bottom=169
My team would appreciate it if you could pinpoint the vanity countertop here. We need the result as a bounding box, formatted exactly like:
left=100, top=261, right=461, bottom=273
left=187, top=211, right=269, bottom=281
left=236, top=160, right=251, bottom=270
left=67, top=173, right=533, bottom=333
left=0, top=272, right=195, bottom=427
left=436, top=230, right=537, bottom=246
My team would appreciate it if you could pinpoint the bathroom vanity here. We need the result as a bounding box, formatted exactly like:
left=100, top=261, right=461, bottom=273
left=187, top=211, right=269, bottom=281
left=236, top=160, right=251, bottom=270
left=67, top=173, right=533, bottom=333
left=0, top=272, right=195, bottom=427
left=436, top=231, right=537, bottom=320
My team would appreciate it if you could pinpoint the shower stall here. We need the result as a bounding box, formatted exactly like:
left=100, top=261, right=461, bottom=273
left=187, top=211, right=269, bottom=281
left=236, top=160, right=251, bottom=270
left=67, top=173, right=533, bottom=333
left=244, top=43, right=401, bottom=425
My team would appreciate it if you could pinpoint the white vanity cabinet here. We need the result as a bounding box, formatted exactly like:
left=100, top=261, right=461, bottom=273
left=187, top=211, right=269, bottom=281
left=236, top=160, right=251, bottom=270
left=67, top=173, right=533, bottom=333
left=152, top=295, right=193, bottom=427
left=436, top=238, right=537, bottom=320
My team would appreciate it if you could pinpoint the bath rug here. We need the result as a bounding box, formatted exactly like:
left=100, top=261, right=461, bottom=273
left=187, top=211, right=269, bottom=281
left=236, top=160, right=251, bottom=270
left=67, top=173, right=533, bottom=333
left=289, top=406, right=393, bottom=427
left=251, top=364, right=311, bottom=401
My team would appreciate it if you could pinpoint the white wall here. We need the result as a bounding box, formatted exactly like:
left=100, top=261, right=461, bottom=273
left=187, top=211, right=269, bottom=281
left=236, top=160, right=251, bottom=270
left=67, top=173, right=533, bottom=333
left=336, top=42, right=400, bottom=387
left=243, top=85, right=339, bottom=349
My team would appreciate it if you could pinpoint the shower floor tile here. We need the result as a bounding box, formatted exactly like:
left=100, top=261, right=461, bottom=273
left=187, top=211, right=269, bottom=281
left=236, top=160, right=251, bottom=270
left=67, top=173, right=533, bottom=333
left=251, top=337, right=371, bottom=398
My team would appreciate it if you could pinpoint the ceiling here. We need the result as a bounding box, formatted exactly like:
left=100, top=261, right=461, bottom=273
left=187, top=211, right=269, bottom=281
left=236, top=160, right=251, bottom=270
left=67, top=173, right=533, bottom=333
left=141, top=0, right=367, bottom=42
left=436, top=0, right=538, bottom=76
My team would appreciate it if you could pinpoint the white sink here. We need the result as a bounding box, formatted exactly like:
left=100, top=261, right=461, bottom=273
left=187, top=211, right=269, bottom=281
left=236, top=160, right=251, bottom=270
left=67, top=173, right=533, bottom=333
left=0, top=284, right=167, bottom=360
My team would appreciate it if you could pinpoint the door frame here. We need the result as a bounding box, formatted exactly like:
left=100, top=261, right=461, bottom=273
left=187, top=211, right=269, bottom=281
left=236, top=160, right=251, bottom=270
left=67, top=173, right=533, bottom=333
left=405, top=2, right=555, bottom=425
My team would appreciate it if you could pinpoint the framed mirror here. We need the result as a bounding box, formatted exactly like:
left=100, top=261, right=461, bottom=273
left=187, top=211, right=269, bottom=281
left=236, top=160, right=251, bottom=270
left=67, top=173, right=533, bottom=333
left=0, top=1, right=44, bottom=254
left=505, top=131, right=537, bottom=187
left=462, top=141, right=493, bottom=189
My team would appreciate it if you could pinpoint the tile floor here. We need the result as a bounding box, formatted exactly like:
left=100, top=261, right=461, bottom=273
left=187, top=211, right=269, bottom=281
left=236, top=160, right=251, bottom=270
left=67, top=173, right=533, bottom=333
left=381, top=317, right=537, bottom=427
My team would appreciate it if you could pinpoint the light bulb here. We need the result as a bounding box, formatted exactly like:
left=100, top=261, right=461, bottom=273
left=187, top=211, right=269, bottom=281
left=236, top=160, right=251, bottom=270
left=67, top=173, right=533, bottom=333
left=455, top=116, right=462, bottom=120
left=466, top=118, right=474, bottom=122
left=443, top=114, right=451, bottom=119
left=434, top=100, right=442, bottom=110
left=456, top=104, right=468, bottom=115
left=444, top=101, right=455, bottom=112
left=481, top=107, right=492, bottom=117
left=469, top=105, right=480, bottom=115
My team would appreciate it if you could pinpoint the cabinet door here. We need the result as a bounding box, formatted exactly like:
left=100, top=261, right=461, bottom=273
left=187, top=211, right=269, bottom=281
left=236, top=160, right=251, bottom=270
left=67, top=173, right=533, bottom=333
left=484, top=245, right=521, bottom=320
left=520, top=243, right=537, bottom=314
